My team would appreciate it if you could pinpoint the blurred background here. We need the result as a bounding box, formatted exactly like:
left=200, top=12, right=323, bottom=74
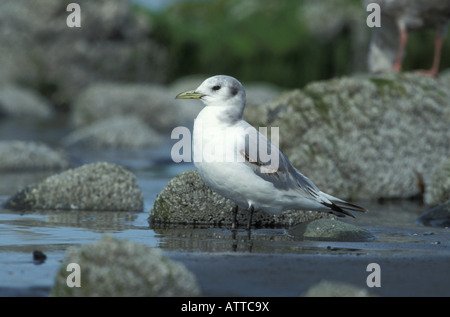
left=0, top=0, right=449, bottom=113
left=137, top=0, right=450, bottom=87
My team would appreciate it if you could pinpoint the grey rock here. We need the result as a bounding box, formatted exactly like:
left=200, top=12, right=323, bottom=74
left=288, top=218, right=375, bottom=242
left=149, top=170, right=332, bottom=227
left=244, top=82, right=283, bottom=108
left=71, top=82, right=180, bottom=132
left=424, top=158, right=450, bottom=206
left=5, top=162, right=143, bottom=211
left=0, top=0, right=167, bottom=107
left=0, top=85, right=53, bottom=118
left=0, top=141, right=70, bottom=171
left=245, top=73, right=450, bottom=201
left=304, top=280, right=377, bottom=297
left=416, top=200, right=450, bottom=228
left=51, top=236, right=201, bottom=296
left=441, top=69, right=450, bottom=87
left=64, top=116, right=162, bottom=149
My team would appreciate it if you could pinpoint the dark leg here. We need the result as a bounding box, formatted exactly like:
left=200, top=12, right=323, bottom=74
left=231, top=205, right=238, bottom=229
left=231, top=228, right=237, bottom=252
left=246, top=205, right=254, bottom=231
left=246, top=205, right=254, bottom=251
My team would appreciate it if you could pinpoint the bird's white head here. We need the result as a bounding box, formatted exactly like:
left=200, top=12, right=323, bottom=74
left=176, top=75, right=246, bottom=119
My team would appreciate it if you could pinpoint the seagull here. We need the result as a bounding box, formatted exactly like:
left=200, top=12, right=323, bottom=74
left=176, top=75, right=366, bottom=229
left=365, top=0, right=450, bottom=77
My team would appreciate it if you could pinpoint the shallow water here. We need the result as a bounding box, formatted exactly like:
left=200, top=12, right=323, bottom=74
left=1, top=162, right=449, bottom=296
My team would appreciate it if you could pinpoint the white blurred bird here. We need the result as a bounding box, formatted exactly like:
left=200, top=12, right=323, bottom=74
left=176, top=75, right=366, bottom=229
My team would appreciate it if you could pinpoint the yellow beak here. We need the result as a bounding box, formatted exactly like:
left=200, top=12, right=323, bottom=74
left=175, top=90, right=206, bottom=99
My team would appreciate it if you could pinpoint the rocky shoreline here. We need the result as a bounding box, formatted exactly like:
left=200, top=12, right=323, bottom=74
left=1, top=0, right=449, bottom=297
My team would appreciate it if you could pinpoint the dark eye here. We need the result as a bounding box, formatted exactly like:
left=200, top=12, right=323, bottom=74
left=212, top=85, right=221, bottom=91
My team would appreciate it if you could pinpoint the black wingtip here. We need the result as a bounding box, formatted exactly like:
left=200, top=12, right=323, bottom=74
left=321, top=200, right=366, bottom=218
left=321, top=201, right=349, bottom=217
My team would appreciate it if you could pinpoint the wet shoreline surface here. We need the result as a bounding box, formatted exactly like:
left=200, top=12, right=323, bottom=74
left=1, top=164, right=449, bottom=297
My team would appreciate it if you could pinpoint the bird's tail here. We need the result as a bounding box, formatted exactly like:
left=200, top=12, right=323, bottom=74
left=319, top=192, right=367, bottom=218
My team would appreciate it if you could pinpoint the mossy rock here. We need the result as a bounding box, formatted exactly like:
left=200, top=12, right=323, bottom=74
left=5, top=162, right=143, bottom=211
left=51, top=236, right=201, bottom=296
left=424, top=158, right=450, bottom=206
left=288, top=218, right=375, bottom=242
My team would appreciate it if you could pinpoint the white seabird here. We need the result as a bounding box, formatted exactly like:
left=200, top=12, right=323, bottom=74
left=176, top=75, right=366, bottom=229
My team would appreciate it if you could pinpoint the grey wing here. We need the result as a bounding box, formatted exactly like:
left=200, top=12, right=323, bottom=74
left=239, top=125, right=320, bottom=197
left=238, top=123, right=367, bottom=217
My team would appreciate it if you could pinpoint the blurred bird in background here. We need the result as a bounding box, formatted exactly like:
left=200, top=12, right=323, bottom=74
left=365, top=0, right=450, bottom=77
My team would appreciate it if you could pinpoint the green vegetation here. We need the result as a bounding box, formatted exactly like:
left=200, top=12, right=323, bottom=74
left=137, top=0, right=450, bottom=88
